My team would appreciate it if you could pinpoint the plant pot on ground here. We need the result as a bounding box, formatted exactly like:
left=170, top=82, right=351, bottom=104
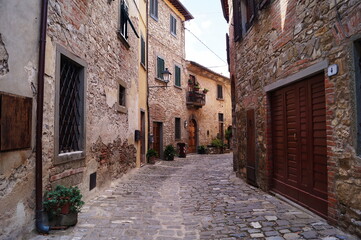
left=164, top=145, right=176, bottom=161
left=146, top=148, right=158, bottom=164
left=43, top=185, right=84, bottom=228
left=197, top=145, right=207, bottom=154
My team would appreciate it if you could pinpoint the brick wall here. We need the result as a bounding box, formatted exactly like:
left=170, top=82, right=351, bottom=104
left=228, top=0, right=361, bottom=236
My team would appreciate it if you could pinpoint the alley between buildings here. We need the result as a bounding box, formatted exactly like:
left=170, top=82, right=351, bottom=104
left=27, top=153, right=357, bottom=240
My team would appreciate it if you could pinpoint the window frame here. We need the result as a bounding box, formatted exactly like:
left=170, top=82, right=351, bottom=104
left=233, top=0, right=257, bottom=41
left=174, top=65, right=181, bottom=87
left=118, top=0, right=139, bottom=48
left=140, top=34, right=146, bottom=68
left=116, top=79, right=127, bottom=114
left=175, top=117, right=181, bottom=140
left=217, top=84, right=224, bottom=100
left=54, top=45, right=87, bottom=164
left=170, top=14, right=177, bottom=36
left=150, top=0, right=158, bottom=20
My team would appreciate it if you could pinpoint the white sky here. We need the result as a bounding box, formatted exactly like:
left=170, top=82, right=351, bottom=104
left=180, top=0, right=229, bottom=77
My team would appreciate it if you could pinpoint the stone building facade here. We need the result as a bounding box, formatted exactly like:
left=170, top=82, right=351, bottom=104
left=186, top=61, right=232, bottom=152
left=148, top=0, right=193, bottom=158
left=0, top=0, right=147, bottom=238
left=222, top=0, right=361, bottom=236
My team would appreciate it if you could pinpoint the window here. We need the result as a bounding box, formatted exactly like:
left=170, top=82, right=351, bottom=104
left=119, top=0, right=139, bottom=43
left=150, top=0, right=158, bottom=20
left=233, top=0, right=256, bottom=41
left=217, top=84, right=223, bottom=99
left=117, top=79, right=127, bottom=113
left=170, top=15, right=177, bottom=36
left=175, top=118, right=181, bottom=140
left=218, top=113, right=224, bottom=122
left=157, top=56, right=165, bottom=79
left=140, top=35, right=146, bottom=67
left=58, top=53, right=85, bottom=158
left=119, top=85, right=126, bottom=106
left=174, top=65, right=181, bottom=87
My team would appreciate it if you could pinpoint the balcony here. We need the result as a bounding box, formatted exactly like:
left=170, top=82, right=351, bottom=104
left=186, top=91, right=205, bottom=108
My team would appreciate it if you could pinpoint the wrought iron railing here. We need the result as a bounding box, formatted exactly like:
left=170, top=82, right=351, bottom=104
left=186, top=91, right=206, bottom=107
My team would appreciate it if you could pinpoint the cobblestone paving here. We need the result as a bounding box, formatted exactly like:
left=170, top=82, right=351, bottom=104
left=28, top=154, right=357, bottom=240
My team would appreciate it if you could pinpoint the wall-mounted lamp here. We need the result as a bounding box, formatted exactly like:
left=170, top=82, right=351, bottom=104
left=184, top=120, right=188, bottom=128
left=149, top=68, right=172, bottom=88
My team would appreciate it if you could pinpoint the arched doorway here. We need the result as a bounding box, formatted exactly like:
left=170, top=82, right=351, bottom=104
left=188, top=119, right=197, bottom=153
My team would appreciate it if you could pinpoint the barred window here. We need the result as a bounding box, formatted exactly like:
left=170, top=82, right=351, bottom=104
left=59, top=55, right=85, bottom=154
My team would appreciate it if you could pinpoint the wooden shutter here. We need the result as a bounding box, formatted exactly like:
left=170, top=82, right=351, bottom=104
left=157, top=57, right=164, bottom=79
left=246, top=0, right=256, bottom=31
left=259, top=0, right=270, bottom=9
left=217, top=85, right=223, bottom=99
left=154, top=0, right=158, bottom=18
left=233, top=0, right=242, bottom=41
left=175, top=66, right=181, bottom=86
left=141, top=36, right=145, bottom=66
left=0, top=93, right=32, bottom=151
left=175, top=118, right=181, bottom=140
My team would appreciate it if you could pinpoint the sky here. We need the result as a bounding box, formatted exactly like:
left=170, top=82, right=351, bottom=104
left=180, top=0, right=229, bottom=77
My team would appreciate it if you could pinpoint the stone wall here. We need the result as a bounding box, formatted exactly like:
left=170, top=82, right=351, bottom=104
left=148, top=0, right=189, bottom=153
left=228, top=0, right=361, bottom=236
left=0, top=0, right=143, bottom=238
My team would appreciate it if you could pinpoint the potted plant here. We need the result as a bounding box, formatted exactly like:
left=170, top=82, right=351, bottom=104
left=197, top=145, right=207, bottom=154
left=193, top=85, right=201, bottom=91
left=188, top=79, right=194, bottom=86
left=164, top=145, right=176, bottom=161
left=202, top=88, right=209, bottom=94
left=211, top=138, right=224, bottom=154
left=43, top=185, right=84, bottom=227
left=146, top=148, right=158, bottom=164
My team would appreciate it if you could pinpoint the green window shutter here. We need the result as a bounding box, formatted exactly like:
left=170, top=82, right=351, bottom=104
left=175, top=66, right=181, bottom=86
left=157, top=57, right=164, bottom=79
left=141, top=36, right=145, bottom=66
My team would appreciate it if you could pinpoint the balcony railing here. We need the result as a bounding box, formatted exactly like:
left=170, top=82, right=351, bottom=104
left=186, top=91, right=206, bottom=108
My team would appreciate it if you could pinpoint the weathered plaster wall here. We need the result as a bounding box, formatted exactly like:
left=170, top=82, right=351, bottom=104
left=0, top=0, right=39, bottom=239
left=229, top=0, right=361, bottom=236
left=148, top=0, right=189, bottom=152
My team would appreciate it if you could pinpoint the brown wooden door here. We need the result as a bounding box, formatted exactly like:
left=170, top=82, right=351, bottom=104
left=188, top=119, right=197, bottom=153
left=271, top=73, right=327, bottom=218
left=153, top=122, right=162, bottom=159
left=247, top=109, right=257, bottom=186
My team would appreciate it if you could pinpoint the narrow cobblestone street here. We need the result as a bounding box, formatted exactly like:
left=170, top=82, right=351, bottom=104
left=29, top=154, right=357, bottom=240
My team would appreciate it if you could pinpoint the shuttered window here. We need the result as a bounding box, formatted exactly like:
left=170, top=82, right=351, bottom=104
left=233, top=0, right=257, bottom=40
left=174, top=65, right=181, bottom=87
left=217, top=84, right=223, bottom=99
left=175, top=118, right=181, bottom=140
left=233, top=0, right=242, bottom=41
left=150, top=0, right=158, bottom=20
left=0, top=93, right=32, bottom=151
left=157, top=56, right=165, bottom=79
left=140, top=35, right=146, bottom=67
left=170, top=15, right=177, bottom=35
left=119, top=0, right=139, bottom=42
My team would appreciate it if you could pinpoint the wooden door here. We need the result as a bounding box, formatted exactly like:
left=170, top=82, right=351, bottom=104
left=153, top=122, right=162, bottom=159
left=271, top=73, right=327, bottom=218
left=247, top=109, right=257, bottom=186
left=188, top=119, right=197, bottom=153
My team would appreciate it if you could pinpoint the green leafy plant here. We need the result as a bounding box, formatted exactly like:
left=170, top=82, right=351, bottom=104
left=146, top=148, right=158, bottom=159
left=197, top=145, right=207, bottom=154
left=43, top=185, right=84, bottom=216
left=202, top=88, right=209, bottom=94
left=211, top=138, right=224, bottom=148
left=164, top=145, right=176, bottom=161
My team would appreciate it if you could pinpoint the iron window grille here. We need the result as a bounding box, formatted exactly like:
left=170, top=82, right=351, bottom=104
left=59, top=55, right=84, bottom=154
left=170, top=15, right=177, bottom=35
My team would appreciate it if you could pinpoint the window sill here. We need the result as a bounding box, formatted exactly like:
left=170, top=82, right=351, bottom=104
left=55, top=151, right=85, bottom=165
left=150, top=14, right=158, bottom=21
left=174, top=85, right=182, bottom=90
left=140, top=62, right=147, bottom=71
left=217, top=98, right=224, bottom=101
left=117, top=32, right=130, bottom=49
left=171, top=32, right=177, bottom=38
left=155, top=77, right=168, bottom=84
left=116, top=104, right=127, bottom=114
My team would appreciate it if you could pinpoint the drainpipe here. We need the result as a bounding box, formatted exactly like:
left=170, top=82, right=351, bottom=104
left=146, top=0, right=151, bottom=152
left=35, top=0, right=50, bottom=233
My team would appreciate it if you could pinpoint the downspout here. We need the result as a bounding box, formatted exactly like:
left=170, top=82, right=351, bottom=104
left=146, top=0, right=151, bottom=153
left=35, top=0, right=50, bottom=233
